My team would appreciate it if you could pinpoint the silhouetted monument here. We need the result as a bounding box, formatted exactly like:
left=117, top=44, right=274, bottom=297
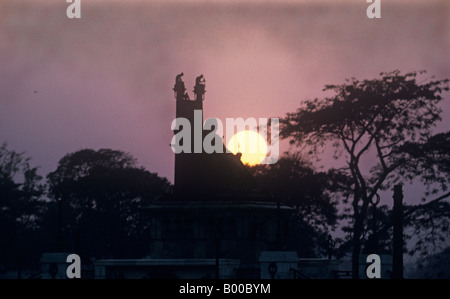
left=143, top=74, right=292, bottom=278
left=172, top=73, right=255, bottom=197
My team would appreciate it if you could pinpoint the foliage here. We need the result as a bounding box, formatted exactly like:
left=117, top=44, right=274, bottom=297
left=248, top=154, right=340, bottom=257
left=0, top=142, right=45, bottom=274
left=46, top=148, right=172, bottom=259
left=280, top=70, right=450, bottom=276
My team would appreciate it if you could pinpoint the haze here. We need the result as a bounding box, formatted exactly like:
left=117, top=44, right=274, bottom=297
left=1, top=0, right=449, bottom=191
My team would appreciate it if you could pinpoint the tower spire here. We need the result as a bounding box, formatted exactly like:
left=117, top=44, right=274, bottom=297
left=173, top=73, right=206, bottom=195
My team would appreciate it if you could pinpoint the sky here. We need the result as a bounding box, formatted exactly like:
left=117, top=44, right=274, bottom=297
left=1, top=0, right=449, bottom=205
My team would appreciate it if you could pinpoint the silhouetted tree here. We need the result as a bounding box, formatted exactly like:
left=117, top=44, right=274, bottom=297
left=0, top=142, right=45, bottom=277
left=281, top=71, right=450, bottom=278
left=46, top=148, right=172, bottom=259
left=407, top=246, right=450, bottom=278
left=248, top=154, right=341, bottom=257
left=396, top=131, right=450, bottom=257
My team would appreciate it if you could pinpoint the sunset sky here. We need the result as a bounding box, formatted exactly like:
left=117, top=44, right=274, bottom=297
left=1, top=0, right=449, bottom=201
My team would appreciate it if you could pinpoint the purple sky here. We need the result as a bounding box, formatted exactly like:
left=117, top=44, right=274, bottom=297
left=1, top=0, right=449, bottom=198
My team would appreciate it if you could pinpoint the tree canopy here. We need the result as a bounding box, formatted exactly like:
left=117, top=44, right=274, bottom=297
left=0, top=142, right=45, bottom=275
left=281, top=70, right=450, bottom=277
left=248, top=154, right=340, bottom=257
left=46, top=148, right=172, bottom=259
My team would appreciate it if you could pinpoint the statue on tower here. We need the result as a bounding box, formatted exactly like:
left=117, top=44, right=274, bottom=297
left=195, top=74, right=205, bottom=86
left=173, top=72, right=187, bottom=101
left=176, top=72, right=184, bottom=84
left=194, top=74, right=206, bottom=101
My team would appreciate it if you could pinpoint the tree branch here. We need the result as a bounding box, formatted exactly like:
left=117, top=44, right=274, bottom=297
left=404, top=191, right=450, bottom=219
left=376, top=190, right=450, bottom=238
left=374, top=137, right=387, bottom=171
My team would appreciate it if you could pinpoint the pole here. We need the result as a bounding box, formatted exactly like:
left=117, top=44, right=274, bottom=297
left=276, top=199, right=281, bottom=250
left=57, top=199, right=63, bottom=251
left=392, top=184, right=403, bottom=279
left=215, top=224, right=220, bottom=279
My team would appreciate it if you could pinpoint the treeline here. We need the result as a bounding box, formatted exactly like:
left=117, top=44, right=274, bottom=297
left=0, top=146, right=171, bottom=276
left=0, top=144, right=342, bottom=277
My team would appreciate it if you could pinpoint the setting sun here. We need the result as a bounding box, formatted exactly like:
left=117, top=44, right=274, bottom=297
left=227, top=130, right=268, bottom=166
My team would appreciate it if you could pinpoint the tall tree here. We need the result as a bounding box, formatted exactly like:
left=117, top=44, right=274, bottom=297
left=47, top=148, right=172, bottom=259
left=280, top=71, right=450, bottom=278
left=0, top=142, right=45, bottom=276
